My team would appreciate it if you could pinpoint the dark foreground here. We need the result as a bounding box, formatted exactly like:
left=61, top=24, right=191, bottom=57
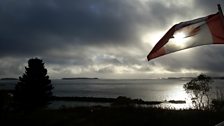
left=1, top=106, right=224, bottom=126
left=0, top=90, right=224, bottom=126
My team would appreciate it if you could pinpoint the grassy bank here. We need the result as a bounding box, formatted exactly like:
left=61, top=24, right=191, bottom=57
left=1, top=90, right=224, bottom=126
left=1, top=106, right=224, bottom=126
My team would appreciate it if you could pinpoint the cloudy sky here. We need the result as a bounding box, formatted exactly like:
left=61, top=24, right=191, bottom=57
left=0, top=0, right=223, bottom=79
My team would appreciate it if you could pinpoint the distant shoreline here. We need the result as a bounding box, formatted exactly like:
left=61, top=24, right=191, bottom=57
left=62, top=77, right=99, bottom=80
left=0, top=78, right=18, bottom=80
left=1, top=77, right=224, bottom=80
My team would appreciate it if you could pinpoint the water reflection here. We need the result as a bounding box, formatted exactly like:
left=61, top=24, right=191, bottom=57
left=1, top=79, right=224, bottom=110
left=163, top=85, right=192, bottom=109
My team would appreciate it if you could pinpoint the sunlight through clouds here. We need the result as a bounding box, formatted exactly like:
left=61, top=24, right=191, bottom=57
left=141, top=31, right=164, bottom=47
left=0, top=0, right=222, bottom=78
left=172, top=32, right=190, bottom=48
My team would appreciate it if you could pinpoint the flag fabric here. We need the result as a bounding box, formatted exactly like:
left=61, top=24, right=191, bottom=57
left=147, top=12, right=224, bottom=61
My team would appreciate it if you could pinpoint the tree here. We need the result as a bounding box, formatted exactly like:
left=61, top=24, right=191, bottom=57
left=14, top=58, right=53, bottom=110
left=183, top=74, right=213, bottom=110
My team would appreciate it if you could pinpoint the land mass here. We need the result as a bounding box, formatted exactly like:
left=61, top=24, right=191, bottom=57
left=1, top=78, right=18, bottom=80
left=167, top=76, right=224, bottom=80
left=62, top=77, right=99, bottom=80
left=51, top=96, right=186, bottom=105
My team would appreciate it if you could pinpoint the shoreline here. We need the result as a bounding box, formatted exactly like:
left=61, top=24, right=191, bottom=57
left=0, top=89, right=187, bottom=105
left=51, top=96, right=186, bottom=105
left=1, top=90, right=224, bottom=126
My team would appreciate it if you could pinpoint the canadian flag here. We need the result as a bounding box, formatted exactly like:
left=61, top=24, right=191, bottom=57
left=147, top=11, right=224, bottom=61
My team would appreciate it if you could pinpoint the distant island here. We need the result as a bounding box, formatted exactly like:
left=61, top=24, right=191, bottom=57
left=1, top=78, right=18, bottom=80
left=211, top=77, right=224, bottom=79
left=62, top=77, right=99, bottom=80
left=167, top=77, right=193, bottom=80
left=167, top=76, right=224, bottom=80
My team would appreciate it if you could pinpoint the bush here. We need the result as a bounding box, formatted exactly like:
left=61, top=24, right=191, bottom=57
left=183, top=74, right=213, bottom=110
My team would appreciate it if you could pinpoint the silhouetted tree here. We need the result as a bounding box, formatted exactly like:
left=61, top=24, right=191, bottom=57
left=14, top=58, right=53, bottom=110
left=183, top=74, right=213, bottom=110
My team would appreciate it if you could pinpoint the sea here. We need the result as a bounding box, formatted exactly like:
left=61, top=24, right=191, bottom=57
left=1, top=79, right=224, bottom=109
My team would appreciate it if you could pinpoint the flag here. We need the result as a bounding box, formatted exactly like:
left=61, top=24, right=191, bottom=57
left=147, top=12, right=224, bottom=61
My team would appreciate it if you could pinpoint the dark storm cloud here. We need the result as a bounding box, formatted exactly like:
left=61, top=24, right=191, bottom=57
left=146, top=1, right=193, bottom=28
left=194, top=0, right=220, bottom=13
left=1, top=0, right=224, bottom=78
left=0, top=0, right=200, bottom=57
left=0, top=0, right=141, bottom=56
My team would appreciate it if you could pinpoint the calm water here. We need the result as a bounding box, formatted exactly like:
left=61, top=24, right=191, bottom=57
left=1, top=79, right=224, bottom=109
left=53, top=79, right=189, bottom=101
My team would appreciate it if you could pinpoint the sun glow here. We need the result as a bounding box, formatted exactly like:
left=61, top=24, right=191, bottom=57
left=173, top=32, right=186, bottom=41
left=172, top=32, right=190, bottom=48
left=141, top=32, right=164, bottom=47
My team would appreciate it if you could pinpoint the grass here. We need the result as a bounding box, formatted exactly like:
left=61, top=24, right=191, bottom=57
left=1, top=106, right=224, bottom=126
left=1, top=90, right=224, bottom=126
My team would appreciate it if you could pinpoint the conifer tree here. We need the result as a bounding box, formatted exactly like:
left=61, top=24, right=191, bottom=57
left=14, top=58, right=53, bottom=110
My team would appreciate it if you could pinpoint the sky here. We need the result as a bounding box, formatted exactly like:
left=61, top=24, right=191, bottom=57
left=0, top=0, right=224, bottom=79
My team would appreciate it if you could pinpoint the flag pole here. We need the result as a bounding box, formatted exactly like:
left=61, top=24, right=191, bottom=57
left=218, top=4, right=223, bottom=16
left=217, top=4, right=224, bottom=26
